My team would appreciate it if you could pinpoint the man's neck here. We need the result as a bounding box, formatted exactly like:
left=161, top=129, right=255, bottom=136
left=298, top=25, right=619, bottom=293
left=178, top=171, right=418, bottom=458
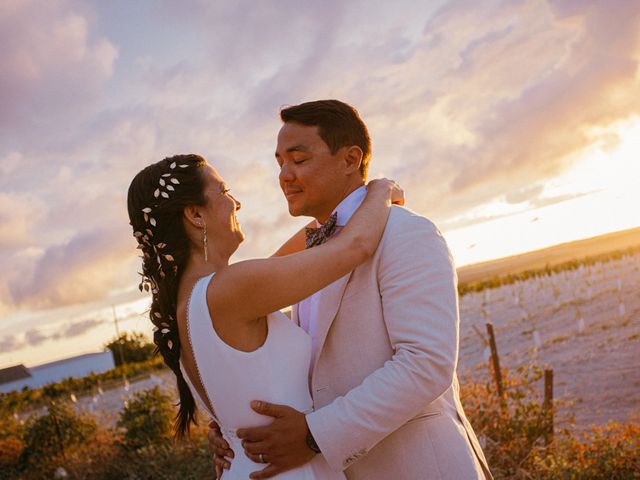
left=315, top=182, right=364, bottom=224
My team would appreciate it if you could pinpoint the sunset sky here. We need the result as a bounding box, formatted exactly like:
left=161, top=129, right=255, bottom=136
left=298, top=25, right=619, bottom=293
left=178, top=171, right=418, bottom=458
left=1, top=0, right=639, bottom=369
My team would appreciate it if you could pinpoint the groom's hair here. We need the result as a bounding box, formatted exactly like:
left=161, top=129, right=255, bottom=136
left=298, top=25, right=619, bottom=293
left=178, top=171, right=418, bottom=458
left=280, top=99, right=371, bottom=180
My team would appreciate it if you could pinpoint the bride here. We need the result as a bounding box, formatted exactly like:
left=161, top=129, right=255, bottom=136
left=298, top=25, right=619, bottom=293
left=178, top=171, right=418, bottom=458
left=127, top=154, right=402, bottom=479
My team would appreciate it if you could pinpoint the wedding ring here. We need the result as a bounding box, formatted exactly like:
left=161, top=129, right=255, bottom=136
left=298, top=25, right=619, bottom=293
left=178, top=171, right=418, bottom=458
left=259, top=453, right=265, bottom=463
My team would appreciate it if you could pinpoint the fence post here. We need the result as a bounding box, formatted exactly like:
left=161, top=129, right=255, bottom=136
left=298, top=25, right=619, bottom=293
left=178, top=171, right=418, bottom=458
left=544, top=368, right=554, bottom=445
left=486, top=323, right=504, bottom=400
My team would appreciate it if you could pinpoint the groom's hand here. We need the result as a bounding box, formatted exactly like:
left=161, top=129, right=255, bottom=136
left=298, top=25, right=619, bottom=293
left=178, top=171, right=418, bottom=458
left=237, top=400, right=316, bottom=479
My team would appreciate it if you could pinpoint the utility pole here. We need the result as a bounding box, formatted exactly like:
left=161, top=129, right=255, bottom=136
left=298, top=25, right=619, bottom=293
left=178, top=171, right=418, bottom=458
left=112, top=305, right=126, bottom=367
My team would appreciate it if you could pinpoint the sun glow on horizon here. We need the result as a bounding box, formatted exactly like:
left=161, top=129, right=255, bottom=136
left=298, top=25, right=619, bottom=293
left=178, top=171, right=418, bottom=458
left=444, top=116, right=640, bottom=267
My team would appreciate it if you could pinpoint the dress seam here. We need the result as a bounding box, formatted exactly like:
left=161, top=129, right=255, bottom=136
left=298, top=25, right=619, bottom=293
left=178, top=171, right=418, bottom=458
left=186, top=273, right=220, bottom=423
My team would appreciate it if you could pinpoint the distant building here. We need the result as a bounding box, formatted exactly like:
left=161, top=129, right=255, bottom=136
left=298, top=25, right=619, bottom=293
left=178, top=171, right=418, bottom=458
left=0, top=351, right=115, bottom=394
left=0, top=364, right=31, bottom=386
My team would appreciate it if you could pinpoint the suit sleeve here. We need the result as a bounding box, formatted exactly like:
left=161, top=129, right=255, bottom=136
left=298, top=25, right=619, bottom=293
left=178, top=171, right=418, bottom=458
left=305, top=210, right=459, bottom=471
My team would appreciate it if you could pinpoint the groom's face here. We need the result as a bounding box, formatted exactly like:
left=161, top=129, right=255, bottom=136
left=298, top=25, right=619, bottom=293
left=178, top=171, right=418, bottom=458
left=276, top=122, right=350, bottom=223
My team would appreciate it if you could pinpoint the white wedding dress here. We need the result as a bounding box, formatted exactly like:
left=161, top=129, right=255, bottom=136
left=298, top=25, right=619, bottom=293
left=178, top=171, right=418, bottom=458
left=179, top=273, right=344, bottom=480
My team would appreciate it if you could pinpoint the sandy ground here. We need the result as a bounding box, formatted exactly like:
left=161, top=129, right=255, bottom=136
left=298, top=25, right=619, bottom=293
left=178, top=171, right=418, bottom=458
left=21, top=372, right=172, bottom=428
left=35, top=251, right=639, bottom=432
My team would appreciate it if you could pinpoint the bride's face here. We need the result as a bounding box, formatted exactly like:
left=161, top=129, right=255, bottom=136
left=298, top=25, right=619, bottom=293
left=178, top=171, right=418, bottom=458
left=199, top=165, right=244, bottom=246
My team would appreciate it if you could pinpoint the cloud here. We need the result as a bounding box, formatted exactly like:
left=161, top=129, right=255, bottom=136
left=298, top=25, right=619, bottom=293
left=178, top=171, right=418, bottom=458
left=0, top=192, right=44, bottom=250
left=346, top=0, right=640, bottom=220
left=0, top=0, right=117, bottom=139
left=442, top=189, right=601, bottom=230
left=506, top=186, right=599, bottom=209
left=8, top=227, right=136, bottom=310
left=61, top=318, right=105, bottom=337
left=505, top=185, right=546, bottom=205
left=528, top=190, right=602, bottom=209
left=0, top=316, right=107, bottom=355
left=24, top=329, right=47, bottom=347
left=0, top=335, right=23, bottom=353
left=135, top=0, right=636, bottom=229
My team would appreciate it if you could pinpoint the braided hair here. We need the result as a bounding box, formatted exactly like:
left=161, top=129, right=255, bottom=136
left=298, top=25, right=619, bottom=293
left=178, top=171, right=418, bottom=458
left=127, top=154, right=208, bottom=438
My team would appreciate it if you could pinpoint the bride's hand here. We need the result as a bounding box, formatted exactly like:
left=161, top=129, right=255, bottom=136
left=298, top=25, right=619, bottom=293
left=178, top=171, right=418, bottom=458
left=367, top=178, right=405, bottom=206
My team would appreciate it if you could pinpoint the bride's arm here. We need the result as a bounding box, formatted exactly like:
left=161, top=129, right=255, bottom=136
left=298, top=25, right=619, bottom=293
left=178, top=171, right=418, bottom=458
left=272, top=184, right=405, bottom=257
left=209, top=179, right=402, bottom=322
left=270, top=221, right=314, bottom=257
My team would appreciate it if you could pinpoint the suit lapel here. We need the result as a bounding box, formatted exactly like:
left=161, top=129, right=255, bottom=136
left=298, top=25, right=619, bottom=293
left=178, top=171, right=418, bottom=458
left=311, top=271, right=353, bottom=376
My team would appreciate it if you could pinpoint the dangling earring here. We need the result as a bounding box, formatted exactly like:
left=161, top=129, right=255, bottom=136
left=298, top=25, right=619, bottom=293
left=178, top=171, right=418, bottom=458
left=202, top=222, right=208, bottom=263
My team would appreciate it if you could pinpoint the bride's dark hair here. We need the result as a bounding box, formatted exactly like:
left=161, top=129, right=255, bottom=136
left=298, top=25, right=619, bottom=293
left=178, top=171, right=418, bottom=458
left=127, top=153, right=207, bottom=438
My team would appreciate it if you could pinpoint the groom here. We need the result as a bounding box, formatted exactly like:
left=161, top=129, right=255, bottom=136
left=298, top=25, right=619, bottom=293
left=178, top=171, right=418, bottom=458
left=210, top=100, right=492, bottom=479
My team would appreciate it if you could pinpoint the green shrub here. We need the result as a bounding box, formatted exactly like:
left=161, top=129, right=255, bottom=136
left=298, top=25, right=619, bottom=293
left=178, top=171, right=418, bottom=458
left=0, top=412, right=25, bottom=441
left=0, top=413, right=25, bottom=479
left=85, top=437, right=215, bottom=480
left=0, top=355, right=167, bottom=415
left=117, top=387, right=174, bottom=449
left=530, top=422, right=640, bottom=480
left=462, top=364, right=554, bottom=478
left=0, top=435, right=24, bottom=469
left=105, top=332, right=156, bottom=367
left=20, top=401, right=96, bottom=468
left=461, top=365, right=640, bottom=479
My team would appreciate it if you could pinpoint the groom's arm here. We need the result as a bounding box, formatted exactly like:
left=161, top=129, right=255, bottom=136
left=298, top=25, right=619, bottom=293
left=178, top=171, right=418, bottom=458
left=305, top=210, right=459, bottom=471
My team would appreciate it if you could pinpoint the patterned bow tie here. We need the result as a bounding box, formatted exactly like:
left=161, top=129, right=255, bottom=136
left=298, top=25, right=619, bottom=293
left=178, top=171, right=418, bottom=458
left=305, top=212, right=338, bottom=249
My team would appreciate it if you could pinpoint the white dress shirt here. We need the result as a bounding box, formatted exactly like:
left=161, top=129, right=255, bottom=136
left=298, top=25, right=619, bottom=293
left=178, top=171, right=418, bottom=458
left=298, top=185, right=367, bottom=373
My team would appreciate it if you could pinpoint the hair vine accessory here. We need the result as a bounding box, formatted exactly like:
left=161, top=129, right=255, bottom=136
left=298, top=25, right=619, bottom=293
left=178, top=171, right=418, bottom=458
left=132, top=161, right=190, bottom=289
left=154, top=161, right=187, bottom=199
left=134, top=225, right=175, bottom=283
left=153, top=324, right=172, bottom=335
left=152, top=315, right=175, bottom=349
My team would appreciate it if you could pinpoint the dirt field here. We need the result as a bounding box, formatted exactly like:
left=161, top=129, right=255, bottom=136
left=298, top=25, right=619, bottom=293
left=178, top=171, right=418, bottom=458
left=457, top=250, right=640, bottom=429
left=457, top=226, right=640, bottom=283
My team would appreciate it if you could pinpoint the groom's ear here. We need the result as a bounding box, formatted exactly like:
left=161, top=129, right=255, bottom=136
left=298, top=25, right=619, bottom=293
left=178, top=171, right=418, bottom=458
left=342, top=145, right=363, bottom=176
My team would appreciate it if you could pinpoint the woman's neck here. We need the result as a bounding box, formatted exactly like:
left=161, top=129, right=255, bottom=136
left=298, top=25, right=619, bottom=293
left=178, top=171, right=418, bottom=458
left=183, top=249, right=230, bottom=280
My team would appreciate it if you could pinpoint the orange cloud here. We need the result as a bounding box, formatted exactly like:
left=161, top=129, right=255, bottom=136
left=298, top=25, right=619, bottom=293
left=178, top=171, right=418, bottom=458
left=8, top=228, right=137, bottom=310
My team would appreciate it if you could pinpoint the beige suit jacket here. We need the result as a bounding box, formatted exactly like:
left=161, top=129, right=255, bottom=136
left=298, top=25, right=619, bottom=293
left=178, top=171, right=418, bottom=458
left=299, top=206, right=493, bottom=480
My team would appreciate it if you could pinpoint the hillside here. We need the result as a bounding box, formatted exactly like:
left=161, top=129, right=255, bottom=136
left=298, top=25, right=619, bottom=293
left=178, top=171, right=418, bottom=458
left=457, top=226, right=640, bottom=284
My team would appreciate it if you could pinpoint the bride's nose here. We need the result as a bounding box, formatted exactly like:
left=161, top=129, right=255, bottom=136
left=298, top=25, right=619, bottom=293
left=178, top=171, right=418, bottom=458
left=231, top=195, right=241, bottom=211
